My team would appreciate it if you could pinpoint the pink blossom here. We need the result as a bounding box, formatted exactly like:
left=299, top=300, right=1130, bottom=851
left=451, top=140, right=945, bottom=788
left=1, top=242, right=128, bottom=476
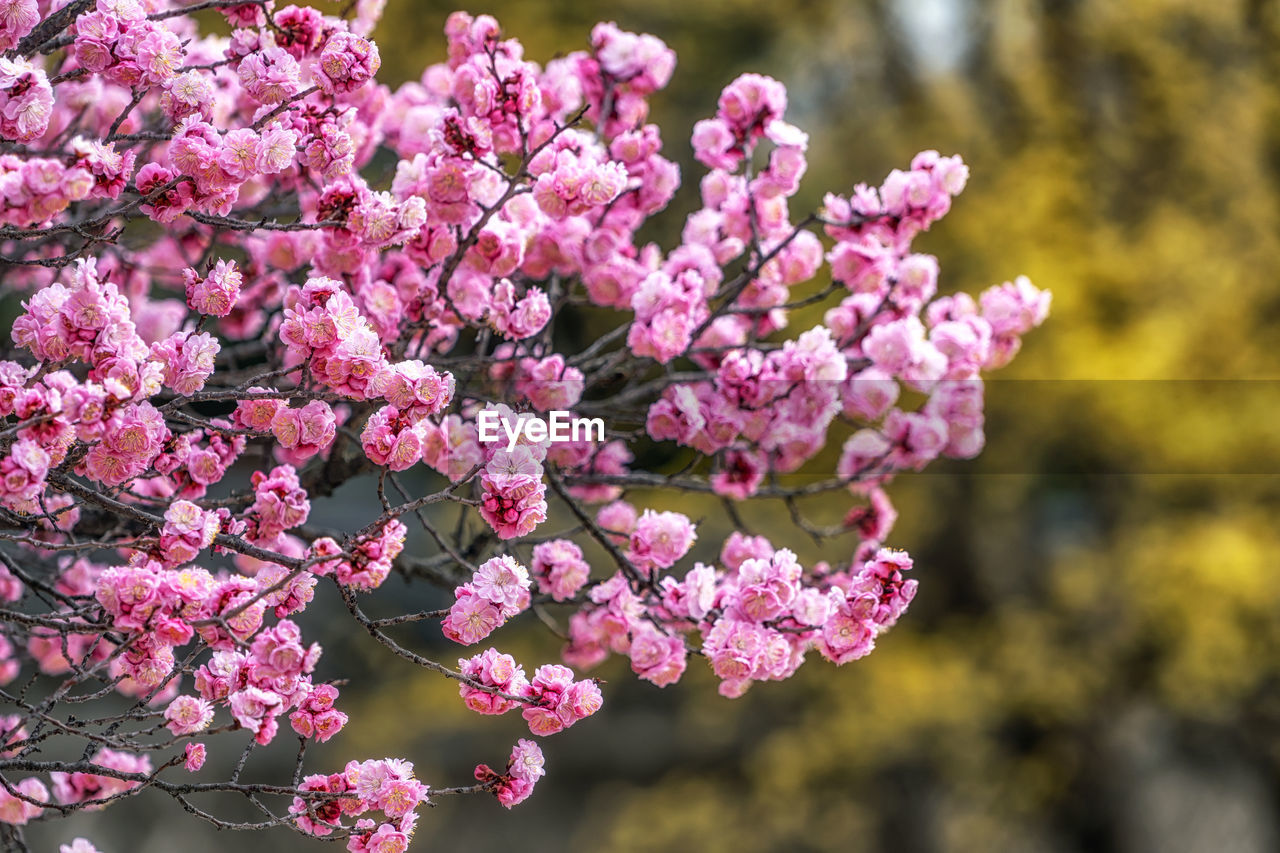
left=314, top=32, right=381, bottom=95
left=374, top=360, right=454, bottom=417
left=164, top=695, right=214, bottom=735
left=0, top=57, right=52, bottom=142
left=457, top=648, right=528, bottom=715
left=158, top=500, right=220, bottom=566
left=238, top=46, right=302, bottom=103
left=629, top=509, right=696, bottom=572
left=530, top=540, right=591, bottom=601
left=184, top=260, right=242, bottom=317
left=0, top=0, right=37, bottom=52
left=472, top=555, right=532, bottom=615
left=478, top=447, right=547, bottom=540
left=51, top=749, right=150, bottom=809
left=475, top=738, right=545, bottom=808
left=183, top=743, right=206, bottom=772
left=249, top=464, right=310, bottom=541
left=628, top=624, right=687, bottom=686
left=361, top=405, right=427, bottom=471
left=59, top=839, right=101, bottom=853
left=441, top=585, right=504, bottom=645
left=270, top=400, right=337, bottom=461
left=0, top=777, right=47, bottom=825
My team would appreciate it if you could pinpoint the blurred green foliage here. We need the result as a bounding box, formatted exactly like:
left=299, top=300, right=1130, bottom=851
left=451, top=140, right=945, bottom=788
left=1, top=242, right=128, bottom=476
left=349, top=2, right=1280, bottom=850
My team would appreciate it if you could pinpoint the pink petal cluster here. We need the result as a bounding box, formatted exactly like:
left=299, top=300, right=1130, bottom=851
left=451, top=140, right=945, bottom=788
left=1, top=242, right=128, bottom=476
left=184, top=260, right=243, bottom=317
left=442, top=556, right=531, bottom=644
left=158, top=500, right=220, bottom=566
left=374, top=359, right=454, bottom=419
left=249, top=464, right=311, bottom=542
left=629, top=509, right=697, bottom=573
left=474, top=739, right=545, bottom=809
left=289, top=683, right=349, bottom=743
left=280, top=277, right=390, bottom=400
left=530, top=539, right=591, bottom=601
left=51, top=749, right=150, bottom=810
left=0, top=777, right=47, bottom=825
left=150, top=331, right=219, bottom=396
left=0, top=0, right=37, bottom=52
left=314, top=32, right=381, bottom=95
left=0, top=56, right=52, bottom=142
left=290, top=758, right=427, bottom=843
left=0, top=438, right=50, bottom=511
left=478, top=447, right=547, bottom=540
left=308, top=520, right=406, bottom=591
left=520, top=663, right=603, bottom=736
left=457, top=648, right=528, bottom=715
left=361, top=405, right=429, bottom=471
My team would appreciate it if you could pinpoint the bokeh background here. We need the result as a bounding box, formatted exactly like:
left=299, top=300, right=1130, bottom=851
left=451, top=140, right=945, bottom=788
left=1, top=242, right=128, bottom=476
left=30, top=0, right=1280, bottom=850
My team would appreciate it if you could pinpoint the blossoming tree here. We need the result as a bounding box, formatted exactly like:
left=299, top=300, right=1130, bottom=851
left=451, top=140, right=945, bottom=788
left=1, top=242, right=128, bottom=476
left=0, top=1, right=1048, bottom=850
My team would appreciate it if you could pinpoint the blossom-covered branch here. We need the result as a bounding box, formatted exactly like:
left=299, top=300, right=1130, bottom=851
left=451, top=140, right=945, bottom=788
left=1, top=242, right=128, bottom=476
left=0, top=1, right=1047, bottom=851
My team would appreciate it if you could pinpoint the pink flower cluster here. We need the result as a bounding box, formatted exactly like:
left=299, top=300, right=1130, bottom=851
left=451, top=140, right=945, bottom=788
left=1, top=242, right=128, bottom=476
left=530, top=539, right=591, bottom=601
left=280, top=277, right=390, bottom=400
left=442, top=556, right=531, bottom=644
left=314, top=32, right=381, bottom=95
left=235, top=395, right=337, bottom=464
left=361, top=405, right=429, bottom=471
left=81, top=401, right=169, bottom=486
left=193, top=619, right=322, bottom=745
left=158, top=500, right=220, bottom=567
left=1, top=139, right=132, bottom=227
left=628, top=509, right=697, bottom=574
left=478, top=445, right=547, bottom=540
left=457, top=649, right=602, bottom=737
left=71, top=0, right=184, bottom=88
left=184, top=260, right=243, bottom=317
left=248, top=464, right=311, bottom=542
left=309, top=520, right=407, bottom=591
left=13, top=260, right=146, bottom=375
left=644, top=327, right=848, bottom=495
left=291, top=757, right=427, bottom=848
left=150, top=331, right=219, bottom=396
left=692, top=72, right=787, bottom=169
left=519, top=663, right=604, bottom=736
left=151, top=425, right=246, bottom=499
left=474, top=739, right=545, bottom=809
left=93, top=562, right=220, bottom=687
left=0, top=0, right=37, bottom=52
left=0, top=438, right=50, bottom=512
left=0, top=56, right=52, bottom=142
left=584, top=21, right=676, bottom=136
left=562, top=533, right=921, bottom=697
left=50, top=749, right=150, bottom=810
left=289, top=683, right=349, bottom=742
left=237, top=45, right=302, bottom=104
left=167, top=116, right=298, bottom=212
left=529, top=129, right=629, bottom=219
left=375, top=360, right=454, bottom=419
